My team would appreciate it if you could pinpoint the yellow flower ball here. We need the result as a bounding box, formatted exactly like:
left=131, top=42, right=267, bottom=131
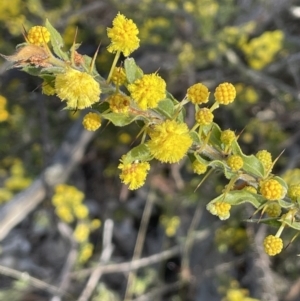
left=260, top=179, right=284, bottom=201
left=288, top=184, right=300, bottom=201
left=256, top=150, right=272, bottom=173
left=27, top=26, right=50, bottom=46
left=265, top=202, right=282, bottom=217
left=220, top=129, right=236, bottom=146
left=263, top=235, right=283, bottom=256
left=147, top=120, right=193, bottom=163
left=118, top=159, right=150, bottom=190
left=227, top=155, right=244, bottom=172
left=107, top=13, right=140, bottom=57
left=195, top=108, right=214, bottom=125
left=82, top=112, right=101, bottom=131
left=214, top=82, right=236, bottom=105
left=187, top=83, right=210, bottom=104
left=55, top=68, right=101, bottom=110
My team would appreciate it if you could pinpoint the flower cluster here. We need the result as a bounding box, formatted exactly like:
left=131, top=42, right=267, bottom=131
left=240, top=30, right=284, bottom=70
left=52, top=184, right=87, bottom=223
left=1, top=14, right=295, bottom=259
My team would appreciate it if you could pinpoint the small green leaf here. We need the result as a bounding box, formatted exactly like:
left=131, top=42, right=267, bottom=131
left=280, top=218, right=300, bottom=231
left=125, top=144, right=152, bottom=162
left=153, top=98, right=175, bottom=119
left=21, top=66, right=42, bottom=76
left=40, top=66, right=65, bottom=75
left=101, top=112, right=137, bottom=126
left=273, top=176, right=288, bottom=191
left=209, top=159, right=233, bottom=179
left=203, top=123, right=222, bottom=149
left=208, top=190, right=265, bottom=208
left=190, top=131, right=200, bottom=144
left=45, top=19, right=69, bottom=60
left=95, top=102, right=110, bottom=113
left=124, top=57, right=143, bottom=83
left=278, top=199, right=293, bottom=208
left=232, top=141, right=265, bottom=178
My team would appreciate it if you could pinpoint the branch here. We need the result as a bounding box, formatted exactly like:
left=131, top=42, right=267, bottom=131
left=0, top=118, right=95, bottom=241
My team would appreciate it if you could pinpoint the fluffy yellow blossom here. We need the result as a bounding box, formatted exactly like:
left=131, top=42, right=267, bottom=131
left=118, top=159, right=150, bottom=190
left=82, top=112, right=101, bottom=131
left=147, top=120, right=193, bottom=163
left=187, top=83, right=210, bottom=104
left=107, top=13, right=140, bottom=57
left=207, top=201, right=231, bottom=220
left=260, top=179, right=284, bottom=201
left=108, top=93, right=130, bottom=113
left=214, top=82, right=236, bottom=105
left=128, top=73, right=166, bottom=110
left=111, top=67, right=127, bottom=86
left=263, top=235, right=283, bottom=256
left=195, top=108, right=214, bottom=125
left=55, top=68, right=101, bottom=109
left=27, top=26, right=50, bottom=46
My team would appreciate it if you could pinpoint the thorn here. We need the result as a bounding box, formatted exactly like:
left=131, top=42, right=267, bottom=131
left=90, top=41, right=101, bottom=73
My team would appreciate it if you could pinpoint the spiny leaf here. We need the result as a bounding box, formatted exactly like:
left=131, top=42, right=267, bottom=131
left=45, top=19, right=69, bottom=60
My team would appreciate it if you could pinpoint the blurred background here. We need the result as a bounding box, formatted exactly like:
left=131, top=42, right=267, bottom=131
left=1, top=0, right=300, bottom=300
